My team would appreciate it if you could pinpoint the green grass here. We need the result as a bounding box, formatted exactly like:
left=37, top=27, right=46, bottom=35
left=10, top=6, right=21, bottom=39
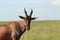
left=0, top=21, right=60, bottom=40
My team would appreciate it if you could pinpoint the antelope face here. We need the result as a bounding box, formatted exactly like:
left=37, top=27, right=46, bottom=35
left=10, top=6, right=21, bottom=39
left=19, top=8, right=37, bottom=30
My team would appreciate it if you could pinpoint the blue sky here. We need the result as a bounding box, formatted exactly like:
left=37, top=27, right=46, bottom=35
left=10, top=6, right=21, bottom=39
left=0, top=0, right=60, bottom=21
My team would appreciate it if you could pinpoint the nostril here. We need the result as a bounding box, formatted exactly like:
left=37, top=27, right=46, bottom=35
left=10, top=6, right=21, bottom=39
left=28, top=27, right=30, bottom=30
left=26, top=27, right=30, bottom=30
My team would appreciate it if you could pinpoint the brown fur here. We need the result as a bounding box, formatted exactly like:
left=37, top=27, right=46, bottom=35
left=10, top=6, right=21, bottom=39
left=0, top=21, right=27, bottom=40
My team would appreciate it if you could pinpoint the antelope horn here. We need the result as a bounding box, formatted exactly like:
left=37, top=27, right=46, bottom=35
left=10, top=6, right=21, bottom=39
left=24, top=8, right=28, bottom=16
left=30, top=9, right=33, bottom=17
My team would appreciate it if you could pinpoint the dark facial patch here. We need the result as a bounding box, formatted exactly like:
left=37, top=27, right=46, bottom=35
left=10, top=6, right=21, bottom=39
left=25, top=16, right=31, bottom=30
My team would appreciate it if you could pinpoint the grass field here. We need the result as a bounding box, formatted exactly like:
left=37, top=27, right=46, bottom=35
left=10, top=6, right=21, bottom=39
left=0, top=21, right=60, bottom=40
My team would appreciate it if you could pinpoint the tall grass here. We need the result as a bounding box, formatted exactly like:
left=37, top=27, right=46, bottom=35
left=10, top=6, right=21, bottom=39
left=20, top=21, right=60, bottom=40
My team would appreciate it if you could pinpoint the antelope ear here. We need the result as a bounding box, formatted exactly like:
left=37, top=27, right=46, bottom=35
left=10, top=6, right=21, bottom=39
left=19, top=16, right=25, bottom=19
left=31, top=17, right=37, bottom=20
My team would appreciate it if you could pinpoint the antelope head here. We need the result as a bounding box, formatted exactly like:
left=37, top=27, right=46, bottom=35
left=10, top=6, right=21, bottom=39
left=19, top=8, right=37, bottom=30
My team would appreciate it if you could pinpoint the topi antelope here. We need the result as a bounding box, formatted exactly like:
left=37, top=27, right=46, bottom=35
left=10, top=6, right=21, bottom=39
left=0, top=8, right=37, bottom=40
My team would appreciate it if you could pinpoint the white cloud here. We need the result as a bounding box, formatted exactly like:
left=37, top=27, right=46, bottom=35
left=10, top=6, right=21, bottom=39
left=50, top=0, right=60, bottom=6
